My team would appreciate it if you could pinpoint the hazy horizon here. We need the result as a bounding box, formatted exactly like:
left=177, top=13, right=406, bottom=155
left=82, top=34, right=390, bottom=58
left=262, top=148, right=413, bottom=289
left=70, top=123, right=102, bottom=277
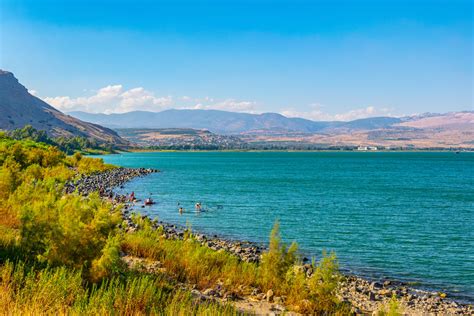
left=66, top=107, right=473, bottom=123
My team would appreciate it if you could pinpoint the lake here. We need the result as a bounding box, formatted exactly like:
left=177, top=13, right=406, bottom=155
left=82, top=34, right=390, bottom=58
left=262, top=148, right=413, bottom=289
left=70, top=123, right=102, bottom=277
left=99, top=151, right=474, bottom=302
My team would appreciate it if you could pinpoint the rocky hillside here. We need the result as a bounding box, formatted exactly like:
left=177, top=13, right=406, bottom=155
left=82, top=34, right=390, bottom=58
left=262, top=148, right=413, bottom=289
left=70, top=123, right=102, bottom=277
left=69, top=109, right=337, bottom=134
left=0, top=70, right=127, bottom=145
left=68, top=108, right=474, bottom=148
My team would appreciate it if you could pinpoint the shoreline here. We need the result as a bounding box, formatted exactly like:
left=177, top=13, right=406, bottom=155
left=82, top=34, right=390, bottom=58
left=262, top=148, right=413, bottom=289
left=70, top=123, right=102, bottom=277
left=124, top=149, right=474, bottom=153
left=67, top=167, right=474, bottom=314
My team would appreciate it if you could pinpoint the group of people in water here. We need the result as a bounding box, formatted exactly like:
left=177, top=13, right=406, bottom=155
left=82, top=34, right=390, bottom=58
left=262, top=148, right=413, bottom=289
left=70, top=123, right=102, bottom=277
left=126, top=191, right=154, bottom=206
left=178, top=202, right=203, bottom=214
left=125, top=191, right=215, bottom=214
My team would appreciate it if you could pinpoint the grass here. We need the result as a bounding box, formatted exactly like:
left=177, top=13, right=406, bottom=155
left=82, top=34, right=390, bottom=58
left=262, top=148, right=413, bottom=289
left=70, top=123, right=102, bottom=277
left=123, top=216, right=350, bottom=314
left=0, top=135, right=349, bottom=315
left=0, top=261, right=239, bottom=315
left=377, top=294, right=404, bottom=316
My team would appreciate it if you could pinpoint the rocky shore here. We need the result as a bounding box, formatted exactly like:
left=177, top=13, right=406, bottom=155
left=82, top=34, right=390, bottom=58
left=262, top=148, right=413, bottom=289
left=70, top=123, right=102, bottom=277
left=123, top=218, right=473, bottom=315
left=65, top=167, right=158, bottom=197
left=69, top=167, right=473, bottom=315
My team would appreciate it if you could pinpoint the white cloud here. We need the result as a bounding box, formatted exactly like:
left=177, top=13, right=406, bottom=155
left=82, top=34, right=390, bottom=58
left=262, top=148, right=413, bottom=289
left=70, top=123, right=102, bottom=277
left=39, top=85, right=393, bottom=121
left=40, top=84, right=257, bottom=114
left=43, top=85, right=173, bottom=113
left=281, top=105, right=395, bottom=121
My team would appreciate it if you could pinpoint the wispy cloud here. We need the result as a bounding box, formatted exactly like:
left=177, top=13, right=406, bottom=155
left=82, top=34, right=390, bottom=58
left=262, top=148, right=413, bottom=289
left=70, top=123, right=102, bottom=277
left=191, top=99, right=257, bottom=112
left=281, top=104, right=395, bottom=121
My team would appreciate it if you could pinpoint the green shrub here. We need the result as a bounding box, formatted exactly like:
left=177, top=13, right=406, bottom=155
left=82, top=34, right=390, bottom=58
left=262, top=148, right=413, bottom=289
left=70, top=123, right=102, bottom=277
left=378, top=294, right=403, bottom=316
left=306, top=250, right=342, bottom=313
left=90, top=234, right=125, bottom=282
left=259, top=221, right=299, bottom=293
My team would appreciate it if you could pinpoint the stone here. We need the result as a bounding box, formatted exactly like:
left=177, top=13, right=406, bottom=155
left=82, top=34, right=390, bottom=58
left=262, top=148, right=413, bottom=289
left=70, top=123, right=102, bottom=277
left=378, top=289, right=391, bottom=296
left=223, top=291, right=236, bottom=301
left=203, top=288, right=215, bottom=296
left=266, top=289, right=274, bottom=302
left=369, top=281, right=382, bottom=291
left=368, top=292, right=376, bottom=301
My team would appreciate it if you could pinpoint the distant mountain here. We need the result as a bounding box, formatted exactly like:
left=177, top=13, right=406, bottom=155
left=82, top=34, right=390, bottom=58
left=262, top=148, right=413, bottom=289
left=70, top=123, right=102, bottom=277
left=68, top=109, right=474, bottom=148
left=396, top=111, right=474, bottom=130
left=68, top=109, right=401, bottom=134
left=0, top=70, right=127, bottom=145
left=336, top=117, right=403, bottom=130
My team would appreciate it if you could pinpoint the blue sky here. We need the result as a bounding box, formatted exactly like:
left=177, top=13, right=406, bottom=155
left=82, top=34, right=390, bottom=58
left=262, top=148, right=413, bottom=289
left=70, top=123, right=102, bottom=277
left=1, top=0, right=472, bottom=120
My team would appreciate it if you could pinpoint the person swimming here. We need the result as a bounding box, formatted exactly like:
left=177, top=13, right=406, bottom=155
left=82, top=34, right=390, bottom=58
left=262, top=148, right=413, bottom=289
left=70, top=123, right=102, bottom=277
left=195, top=202, right=201, bottom=212
left=179, top=207, right=184, bottom=214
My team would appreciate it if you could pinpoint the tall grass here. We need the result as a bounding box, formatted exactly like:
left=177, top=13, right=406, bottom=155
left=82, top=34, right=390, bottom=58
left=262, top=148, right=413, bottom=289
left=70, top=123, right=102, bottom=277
left=0, top=261, right=239, bottom=315
left=123, top=216, right=350, bottom=314
left=122, top=224, right=259, bottom=292
left=0, top=136, right=349, bottom=314
left=378, top=294, right=404, bottom=316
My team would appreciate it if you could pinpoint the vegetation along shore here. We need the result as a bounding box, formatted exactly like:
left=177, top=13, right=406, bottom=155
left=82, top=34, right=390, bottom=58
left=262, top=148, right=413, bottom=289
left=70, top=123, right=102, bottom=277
left=0, top=133, right=472, bottom=315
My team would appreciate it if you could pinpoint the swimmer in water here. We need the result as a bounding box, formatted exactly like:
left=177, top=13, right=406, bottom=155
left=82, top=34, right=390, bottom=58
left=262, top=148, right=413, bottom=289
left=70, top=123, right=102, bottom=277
left=179, top=207, right=184, bottom=214
left=195, top=202, right=201, bottom=212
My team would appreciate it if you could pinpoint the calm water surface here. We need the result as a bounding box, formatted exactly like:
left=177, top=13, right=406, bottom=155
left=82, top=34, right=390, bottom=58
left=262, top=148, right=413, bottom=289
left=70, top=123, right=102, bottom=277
left=100, top=152, right=474, bottom=301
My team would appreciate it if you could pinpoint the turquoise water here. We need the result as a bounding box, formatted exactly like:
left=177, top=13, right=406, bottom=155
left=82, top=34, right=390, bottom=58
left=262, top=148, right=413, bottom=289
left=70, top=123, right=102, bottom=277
left=100, top=152, right=474, bottom=301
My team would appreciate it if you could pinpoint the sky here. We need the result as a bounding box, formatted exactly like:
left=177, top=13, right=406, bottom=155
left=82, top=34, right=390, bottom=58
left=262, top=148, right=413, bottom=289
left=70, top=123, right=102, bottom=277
left=0, top=0, right=472, bottom=120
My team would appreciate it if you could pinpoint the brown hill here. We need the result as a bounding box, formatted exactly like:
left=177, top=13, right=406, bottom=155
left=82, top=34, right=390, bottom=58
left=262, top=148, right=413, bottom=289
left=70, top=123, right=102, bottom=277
left=0, top=70, right=127, bottom=145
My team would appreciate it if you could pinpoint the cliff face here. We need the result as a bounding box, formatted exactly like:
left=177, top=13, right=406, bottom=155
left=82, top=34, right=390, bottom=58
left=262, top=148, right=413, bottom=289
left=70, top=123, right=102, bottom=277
left=0, top=70, right=127, bottom=145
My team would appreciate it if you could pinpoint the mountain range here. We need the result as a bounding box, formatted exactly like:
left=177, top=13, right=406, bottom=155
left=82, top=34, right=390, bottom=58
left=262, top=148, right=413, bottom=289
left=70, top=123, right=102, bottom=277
left=69, top=110, right=474, bottom=148
left=69, top=109, right=406, bottom=134
left=1, top=69, right=472, bottom=149
left=0, top=70, right=127, bottom=145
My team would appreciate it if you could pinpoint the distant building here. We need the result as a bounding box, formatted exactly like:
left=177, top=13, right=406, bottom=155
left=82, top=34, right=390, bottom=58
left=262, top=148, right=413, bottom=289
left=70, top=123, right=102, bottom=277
left=357, top=146, right=378, bottom=151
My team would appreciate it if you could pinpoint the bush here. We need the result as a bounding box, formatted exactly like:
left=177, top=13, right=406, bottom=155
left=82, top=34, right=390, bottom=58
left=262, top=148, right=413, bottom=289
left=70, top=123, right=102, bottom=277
left=378, top=294, right=404, bottom=316
left=122, top=216, right=259, bottom=292
left=259, top=221, right=298, bottom=293
left=0, top=137, right=348, bottom=314
left=90, top=234, right=125, bottom=282
left=306, top=251, right=342, bottom=313
left=0, top=261, right=238, bottom=315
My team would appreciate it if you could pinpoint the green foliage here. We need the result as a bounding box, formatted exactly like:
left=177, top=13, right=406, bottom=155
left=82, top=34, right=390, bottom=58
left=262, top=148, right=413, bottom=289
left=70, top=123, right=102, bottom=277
left=8, top=125, right=53, bottom=145
left=307, top=251, right=342, bottom=313
left=259, top=221, right=299, bottom=292
left=0, top=261, right=238, bottom=315
left=0, top=136, right=347, bottom=314
left=0, top=137, right=119, bottom=277
left=378, top=294, right=404, bottom=316
left=15, top=189, right=121, bottom=271
left=123, top=216, right=259, bottom=291
left=8, top=125, right=114, bottom=154
left=90, top=234, right=125, bottom=282
left=73, top=156, right=115, bottom=174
